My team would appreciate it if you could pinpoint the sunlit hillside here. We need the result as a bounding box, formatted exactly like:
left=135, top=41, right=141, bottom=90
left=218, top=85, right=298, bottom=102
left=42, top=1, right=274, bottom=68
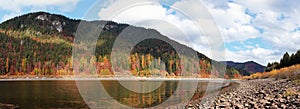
left=0, top=12, right=243, bottom=79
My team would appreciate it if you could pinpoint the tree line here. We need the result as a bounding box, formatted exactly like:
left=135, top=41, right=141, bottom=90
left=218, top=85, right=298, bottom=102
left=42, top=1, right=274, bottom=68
left=265, top=50, right=300, bottom=72
left=0, top=30, right=215, bottom=77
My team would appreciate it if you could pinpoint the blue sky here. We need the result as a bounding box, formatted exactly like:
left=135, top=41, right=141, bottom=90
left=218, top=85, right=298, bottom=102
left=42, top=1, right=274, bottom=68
left=0, top=0, right=98, bottom=22
left=0, top=0, right=299, bottom=65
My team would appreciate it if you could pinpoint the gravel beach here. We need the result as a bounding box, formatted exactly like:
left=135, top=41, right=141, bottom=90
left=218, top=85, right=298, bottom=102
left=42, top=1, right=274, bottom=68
left=187, top=78, right=300, bottom=109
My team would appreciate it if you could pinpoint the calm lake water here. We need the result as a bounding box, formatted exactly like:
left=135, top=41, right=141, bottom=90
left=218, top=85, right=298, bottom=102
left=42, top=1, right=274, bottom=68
left=0, top=80, right=226, bottom=108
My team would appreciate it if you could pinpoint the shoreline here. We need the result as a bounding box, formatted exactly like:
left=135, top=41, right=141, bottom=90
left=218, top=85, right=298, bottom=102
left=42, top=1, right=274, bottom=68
left=0, top=75, right=237, bottom=81
left=0, top=78, right=233, bottom=82
left=188, top=78, right=300, bottom=108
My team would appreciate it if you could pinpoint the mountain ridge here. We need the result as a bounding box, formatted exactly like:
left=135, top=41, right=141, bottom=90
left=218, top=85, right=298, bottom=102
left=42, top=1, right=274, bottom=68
left=0, top=11, right=253, bottom=78
left=223, top=61, right=265, bottom=76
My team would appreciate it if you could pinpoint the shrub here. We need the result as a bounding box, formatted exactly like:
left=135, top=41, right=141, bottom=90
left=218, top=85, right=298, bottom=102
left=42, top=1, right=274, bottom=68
left=245, top=64, right=300, bottom=80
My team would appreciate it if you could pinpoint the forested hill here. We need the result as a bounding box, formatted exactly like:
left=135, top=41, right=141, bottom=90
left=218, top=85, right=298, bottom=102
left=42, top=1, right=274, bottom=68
left=224, top=61, right=265, bottom=76
left=0, top=12, right=240, bottom=78
left=0, top=12, right=79, bottom=37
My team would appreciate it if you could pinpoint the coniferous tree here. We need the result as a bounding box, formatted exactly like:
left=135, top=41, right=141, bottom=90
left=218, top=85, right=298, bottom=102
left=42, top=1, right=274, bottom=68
left=280, top=52, right=290, bottom=68
left=295, top=50, right=300, bottom=64
left=290, top=54, right=296, bottom=66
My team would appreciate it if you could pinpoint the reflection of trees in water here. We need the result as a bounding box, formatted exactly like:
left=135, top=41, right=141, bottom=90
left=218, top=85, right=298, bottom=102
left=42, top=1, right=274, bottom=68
left=102, top=81, right=178, bottom=108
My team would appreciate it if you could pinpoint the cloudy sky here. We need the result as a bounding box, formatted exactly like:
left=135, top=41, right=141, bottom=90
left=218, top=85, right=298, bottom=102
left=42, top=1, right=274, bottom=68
left=0, top=0, right=299, bottom=65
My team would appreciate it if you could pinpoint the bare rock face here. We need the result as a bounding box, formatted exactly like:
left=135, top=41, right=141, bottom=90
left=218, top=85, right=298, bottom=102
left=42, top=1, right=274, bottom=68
left=36, top=14, right=49, bottom=21
left=52, top=20, right=63, bottom=32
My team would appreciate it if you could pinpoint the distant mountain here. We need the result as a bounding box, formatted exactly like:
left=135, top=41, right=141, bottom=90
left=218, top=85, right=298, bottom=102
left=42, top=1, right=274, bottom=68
left=0, top=11, right=241, bottom=78
left=223, top=61, right=265, bottom=76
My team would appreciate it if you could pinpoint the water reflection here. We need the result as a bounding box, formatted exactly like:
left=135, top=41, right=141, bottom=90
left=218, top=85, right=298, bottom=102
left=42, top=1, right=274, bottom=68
left=101, top=80, right=178, bottom=108
left=0, top=80, right=225, bottom=108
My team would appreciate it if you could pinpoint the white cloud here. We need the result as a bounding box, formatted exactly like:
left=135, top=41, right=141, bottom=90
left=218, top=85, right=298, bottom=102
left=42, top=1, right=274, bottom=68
left=234, top=0, right=300, bottom=51
left=98, top=0, right=214, bottom=55
left=235, top=0, right=300, bottom=14
left=0, top=0, right=79, bottom=11
left=203, top=0, right=300, bottom=64
left=252, top=11, right=300, bottom=51
left=0, top=0, right=80, bottom=21
left=1, top=0, right=299, bottom=65
left=203, top=2, right=260, bottom=42
left=97, top=0, right=300, bottom=65
left=225, top=48, right=282, bottom=65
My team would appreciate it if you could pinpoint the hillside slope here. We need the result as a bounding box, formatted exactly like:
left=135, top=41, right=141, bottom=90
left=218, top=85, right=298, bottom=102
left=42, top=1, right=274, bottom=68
left=224, top=61, right=265, bottom=76
left=0, top=12, right=239, bottom=78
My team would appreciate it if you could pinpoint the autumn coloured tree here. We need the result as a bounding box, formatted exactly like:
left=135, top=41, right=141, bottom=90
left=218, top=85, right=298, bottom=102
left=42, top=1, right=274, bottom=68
left=0, top=12, right=236, bottom=78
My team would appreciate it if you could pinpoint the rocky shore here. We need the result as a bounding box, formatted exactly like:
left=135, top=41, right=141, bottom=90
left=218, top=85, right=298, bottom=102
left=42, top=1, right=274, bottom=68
left=188, top=78, right=300, bottom=109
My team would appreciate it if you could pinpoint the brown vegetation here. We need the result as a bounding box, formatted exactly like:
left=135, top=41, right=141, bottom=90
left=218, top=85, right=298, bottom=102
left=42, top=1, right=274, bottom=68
left=244, top=64, right=300, bottom=80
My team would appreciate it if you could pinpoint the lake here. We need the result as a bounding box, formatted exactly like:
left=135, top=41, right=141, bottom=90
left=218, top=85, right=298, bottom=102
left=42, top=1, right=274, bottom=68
left=0, top=80, right=227, bottom=108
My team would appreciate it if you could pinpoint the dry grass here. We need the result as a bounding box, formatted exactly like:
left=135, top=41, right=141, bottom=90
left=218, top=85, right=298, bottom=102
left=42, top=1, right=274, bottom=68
left=293, top=79, right=300, bottom=84
left=244, top=64, right=300, bottom=80
left=284, top=88, right=300, bottom=96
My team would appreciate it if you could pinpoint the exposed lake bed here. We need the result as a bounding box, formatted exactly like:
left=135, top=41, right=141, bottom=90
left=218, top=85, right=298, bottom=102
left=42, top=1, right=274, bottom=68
left=188, top=78, right=300, bottom=109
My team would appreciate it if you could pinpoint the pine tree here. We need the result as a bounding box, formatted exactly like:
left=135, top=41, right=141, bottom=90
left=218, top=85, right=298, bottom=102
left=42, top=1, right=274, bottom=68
left=290, top=54, right=296, bottom=66
left=265, top=62, right=272, bottom=72
left=295, top=50, right=300, bottom=64
left=280, top=52, right=290, bottom=68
